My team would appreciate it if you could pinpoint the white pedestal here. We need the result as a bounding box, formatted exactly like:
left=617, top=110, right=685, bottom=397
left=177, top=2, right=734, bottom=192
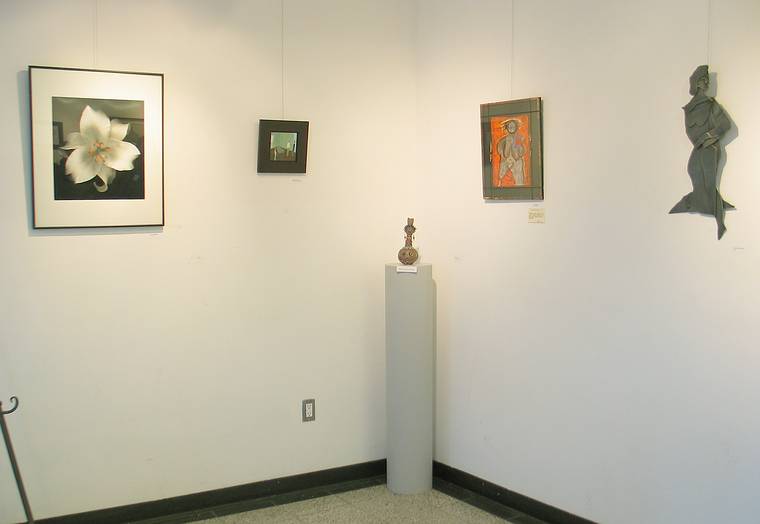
left=385, top=263, right=434, bottom=494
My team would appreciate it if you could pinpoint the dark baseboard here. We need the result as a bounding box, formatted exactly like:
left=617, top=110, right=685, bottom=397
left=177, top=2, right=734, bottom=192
left=434, top=461, right=597, bottom=524
left=28, top=458, right=594, bottom=524
left=35, top=459, right=386, bottom=524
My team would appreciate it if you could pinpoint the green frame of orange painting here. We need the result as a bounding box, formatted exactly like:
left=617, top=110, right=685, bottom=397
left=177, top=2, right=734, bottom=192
left=480, top=97, right=543, bottom=200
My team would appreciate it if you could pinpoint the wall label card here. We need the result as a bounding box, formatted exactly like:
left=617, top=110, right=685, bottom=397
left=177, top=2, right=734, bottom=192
left=528, top=207, right=545, bottom=223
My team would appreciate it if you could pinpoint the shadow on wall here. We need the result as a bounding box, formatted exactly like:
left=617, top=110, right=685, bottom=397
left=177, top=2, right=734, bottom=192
left=17, top=70, right=162, bottom=238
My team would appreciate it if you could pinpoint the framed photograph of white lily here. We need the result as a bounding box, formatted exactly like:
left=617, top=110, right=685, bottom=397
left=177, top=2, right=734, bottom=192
left=30, top=66, right=164, bottom=228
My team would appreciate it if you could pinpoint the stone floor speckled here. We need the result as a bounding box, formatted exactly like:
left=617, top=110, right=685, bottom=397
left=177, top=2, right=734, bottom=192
left=193, top=483, right=545, bottom=524
left=130, top=476, right=549, bottom=524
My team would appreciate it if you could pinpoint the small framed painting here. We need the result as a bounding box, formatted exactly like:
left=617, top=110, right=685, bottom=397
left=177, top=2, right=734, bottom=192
left=257, top=119, right=309, bottom=174
left=480, top=97, right=543, bottom=200
left=29, top=65, right=164, bottom=228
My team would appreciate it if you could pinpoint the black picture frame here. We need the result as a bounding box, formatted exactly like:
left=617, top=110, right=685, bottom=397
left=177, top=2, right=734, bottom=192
left=29, top=65, right=164, bottom=228
left=257, top=119, right=309, bottom=174
left=480, top=97, right=544, bottom=201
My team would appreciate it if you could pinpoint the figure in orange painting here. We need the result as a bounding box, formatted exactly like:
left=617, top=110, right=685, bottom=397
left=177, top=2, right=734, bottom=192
left=491, top=115, right=531, bottom=187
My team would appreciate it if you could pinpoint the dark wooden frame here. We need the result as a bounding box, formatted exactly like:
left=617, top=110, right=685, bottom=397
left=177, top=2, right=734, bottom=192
left=29, top=65, right=164, bottom=229
left=257, top=119, right=309, bottom=174
left=480, top=97, right=544, bottom=201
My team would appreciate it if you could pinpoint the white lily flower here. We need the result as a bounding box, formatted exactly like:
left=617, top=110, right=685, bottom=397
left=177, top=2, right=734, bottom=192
left=61, top=105, right=141, bottom=192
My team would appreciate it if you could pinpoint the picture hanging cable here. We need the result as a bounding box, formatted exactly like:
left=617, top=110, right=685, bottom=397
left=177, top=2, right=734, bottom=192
left=281, top=0, right=286, bottom=119
left=93, top=0, right=99, bottom=68
left=706, top=0, right=712, bottom=65
left=510, top=0, right=515, bottom=98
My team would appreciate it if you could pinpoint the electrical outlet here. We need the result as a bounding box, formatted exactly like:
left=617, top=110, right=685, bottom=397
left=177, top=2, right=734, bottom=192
left=302, top=399, right=315, bottom=422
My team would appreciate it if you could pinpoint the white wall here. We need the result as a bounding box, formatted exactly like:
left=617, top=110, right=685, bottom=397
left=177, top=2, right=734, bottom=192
left=0, top=1, right=417, bottom=521
left=417, top=1, right=760, bottom=523
left=2, top=1, right=760, bottom=524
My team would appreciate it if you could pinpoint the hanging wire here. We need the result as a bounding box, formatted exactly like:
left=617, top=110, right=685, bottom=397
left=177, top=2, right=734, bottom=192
left=706, top=0, right=712, bottom=65
left=510, top=0, right=515, bottom=98
left=281, top=0, right=286, bottom=119
left=93, top=0, right=99, bottom=68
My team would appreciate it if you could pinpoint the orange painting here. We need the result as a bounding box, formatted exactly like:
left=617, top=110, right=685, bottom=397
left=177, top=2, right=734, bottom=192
left=490, top=114, right=531, bottom=188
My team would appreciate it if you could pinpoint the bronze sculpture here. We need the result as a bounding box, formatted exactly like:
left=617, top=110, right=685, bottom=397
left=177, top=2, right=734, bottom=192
left=670, top=65, right=734, bottom=239
left=397, top=218, right=419, bottom=265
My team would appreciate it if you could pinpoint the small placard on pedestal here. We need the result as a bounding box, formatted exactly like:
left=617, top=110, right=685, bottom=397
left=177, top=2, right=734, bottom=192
left=396, top=265, right=418, bottom=274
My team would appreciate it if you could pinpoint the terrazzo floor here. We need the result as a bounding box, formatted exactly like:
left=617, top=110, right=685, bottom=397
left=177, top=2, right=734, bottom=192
left=143, top=480, right=545, bottom=524
left=132, top=477, right=549, bottom=524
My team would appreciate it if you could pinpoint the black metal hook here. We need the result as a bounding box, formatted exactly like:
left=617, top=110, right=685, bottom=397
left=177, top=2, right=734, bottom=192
left=1, top=396, right=19, bottom=415
left=1, top=395, right=34, bottom=522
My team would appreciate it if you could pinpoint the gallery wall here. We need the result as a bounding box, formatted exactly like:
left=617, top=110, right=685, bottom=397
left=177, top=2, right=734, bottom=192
left=416, top=1, right=760, bottom=523
left=2, top=1, right=760, bottom=524
left=0, top=1, right=418, bottom=521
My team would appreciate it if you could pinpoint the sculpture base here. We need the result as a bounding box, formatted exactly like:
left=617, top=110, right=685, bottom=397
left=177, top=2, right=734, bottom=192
left=385, top=263, right=434, bottom=495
